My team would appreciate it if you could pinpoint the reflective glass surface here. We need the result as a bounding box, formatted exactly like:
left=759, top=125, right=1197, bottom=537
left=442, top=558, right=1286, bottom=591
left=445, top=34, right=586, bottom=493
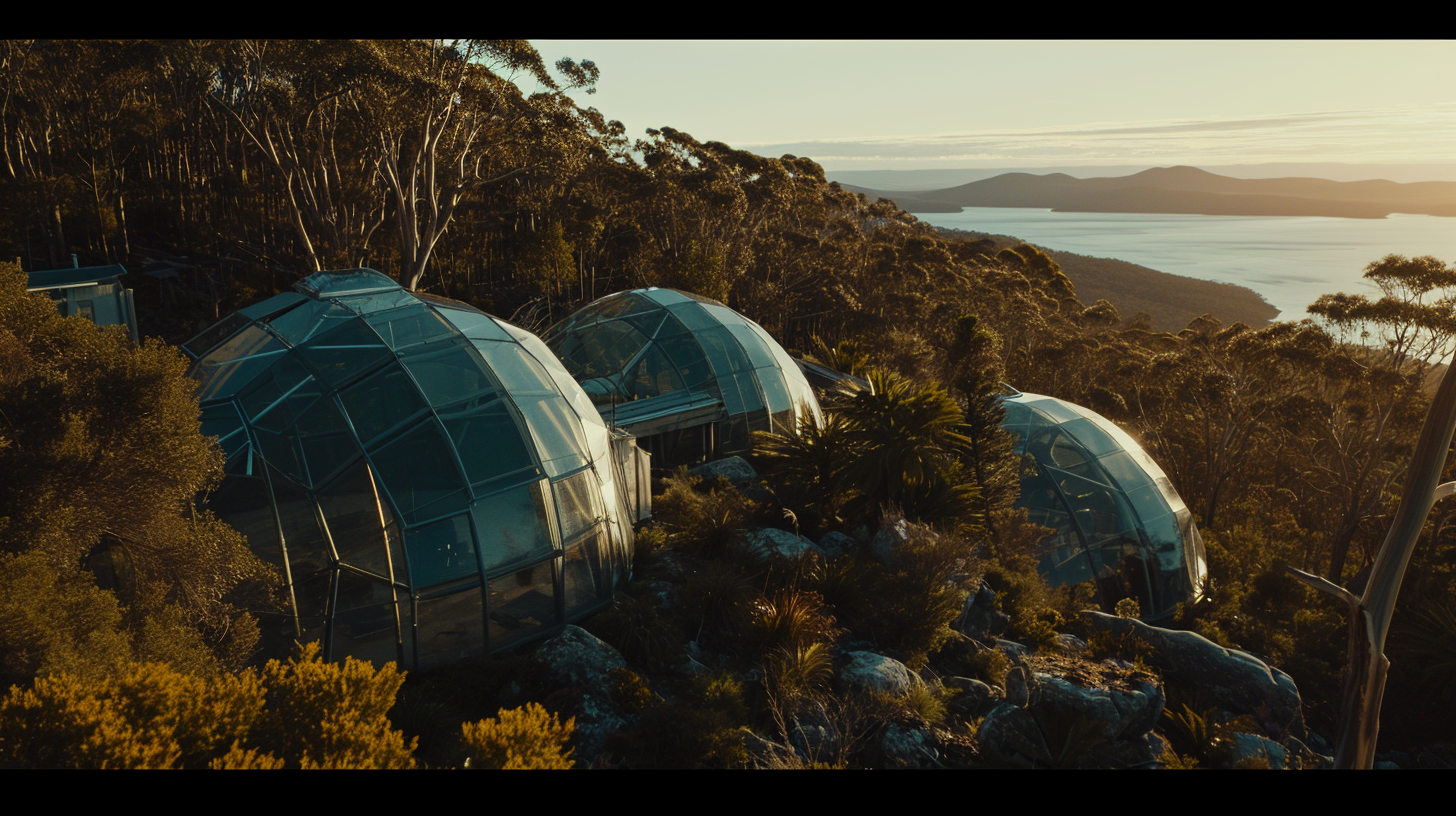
left=543, top=288, right=824, bottom=456
left=1002, top=392, right=1208, bottom=620
left=187, top=269, right=633, bottom=669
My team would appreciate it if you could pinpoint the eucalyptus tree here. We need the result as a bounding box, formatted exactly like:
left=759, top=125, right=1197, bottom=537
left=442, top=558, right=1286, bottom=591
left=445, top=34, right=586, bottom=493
left=210, top=39, right=393, bottom=273
left=371, top=40, right=599, bottom=292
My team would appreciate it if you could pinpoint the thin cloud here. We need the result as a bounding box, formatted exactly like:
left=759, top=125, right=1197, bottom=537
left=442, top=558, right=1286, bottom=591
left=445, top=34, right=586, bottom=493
left=743, top=104, right=1456, bottom=167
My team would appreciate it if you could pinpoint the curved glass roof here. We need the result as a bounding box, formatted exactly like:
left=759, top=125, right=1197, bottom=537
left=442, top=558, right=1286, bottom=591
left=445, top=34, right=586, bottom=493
left=185, top=269, right=634, bottom=668
left=542, top=288, right=823, bottom=453
left=1001, top=391, right=1208, bottom=620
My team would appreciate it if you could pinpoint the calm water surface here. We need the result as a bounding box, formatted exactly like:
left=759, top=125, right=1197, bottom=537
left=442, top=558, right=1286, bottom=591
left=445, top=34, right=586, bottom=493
left=916, top=208, right=1456, bottom=321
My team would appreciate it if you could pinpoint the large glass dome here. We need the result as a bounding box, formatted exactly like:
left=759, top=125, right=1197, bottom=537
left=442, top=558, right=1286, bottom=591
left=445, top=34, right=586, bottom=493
left=542, top=288, right=823, bottom=455
left=185, top=269, right=634, bottom=669
left=1001, top=391, right=1208, bottom=620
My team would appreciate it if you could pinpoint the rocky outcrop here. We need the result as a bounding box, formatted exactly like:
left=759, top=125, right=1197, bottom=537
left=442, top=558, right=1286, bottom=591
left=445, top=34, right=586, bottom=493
left=977, top=669, right=1166, bottom=769
left=1080, top=611, right=1305, bottom=738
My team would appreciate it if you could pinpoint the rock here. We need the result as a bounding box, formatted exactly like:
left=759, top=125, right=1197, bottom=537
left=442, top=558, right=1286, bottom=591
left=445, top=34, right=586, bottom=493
left=1229, top=732, right=1288, bottom=769
left=534, top=625, right=627, bottom=688
left=840, top=650, right=913, bottom=695
left=879, top=723, right=939, bottom=768
left=956, top=580, right=1010, bottom=641
left=1053, top=634, right=1088, bottom=655
left=976, top=703, right=1049, bottom=768
left=956, top=595, right=1011, bottom=641
left=995, top=638, right=1030, bottom=659
left=790, top=722, right=839, bottom=763
left=818, top=531, right=855, bottom=558
left=532, top=626, right=630, bottom=763
left=870, top=516, right=911, bottom=565
left=689, top=455, right=757, bottom=487
left=1004, top=666, right=1031, bottom=707
left=975, top=582, right=997, bottom=609
left=1081, top=611, right=1306, bottom=738
left=947, top=677, right=995, bottom=718
left=676, top=654, right=712, bottom=677
left=1033, top=673, right=1163, bottom=742
left=739, top=527, right=825, bottom=561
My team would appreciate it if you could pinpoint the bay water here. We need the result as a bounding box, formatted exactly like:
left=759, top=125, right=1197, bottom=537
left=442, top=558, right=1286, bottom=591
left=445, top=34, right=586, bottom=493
left=915, top=208, right=1456, bottom=322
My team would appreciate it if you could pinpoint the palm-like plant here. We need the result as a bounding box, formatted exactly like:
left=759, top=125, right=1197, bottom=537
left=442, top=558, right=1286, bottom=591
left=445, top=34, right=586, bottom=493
left=840, top=370, right=976, bottom=523
left=753, top=413, right=859, bottom=527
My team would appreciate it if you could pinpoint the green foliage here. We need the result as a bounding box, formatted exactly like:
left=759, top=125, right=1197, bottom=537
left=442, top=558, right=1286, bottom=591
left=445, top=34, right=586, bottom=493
left=652, top=467, right=754, bottom=557
left=810, top=521, right=977, bottom=668
left=604, top=674, right=749, bottom=769
left=838, top=370, right=981, bottom=527
left=678, top=562, right=758, bottom=649
left=0, top=640, right=424, bottom=770
left=608, top=668, right=656, bottom=715
left=585, top=592, right=684, bottom=666
left=903, top=679, right=951, bottom=726
left=763, top=642, right=836, bottom=701
left=461, top=703, right=574, bottom=770
left=0, top=552, right=134, bottom=688
left=744, top=589, right=841, bottom=658
left=752, top=413, right=859, bottom=532
left=0, top=261, right=275, bottom=683
left=1159, top=703, right=1262, bottom=768
left=0, top=661, right=264, bottom=769
left=257, top=642, right=416, bottom=769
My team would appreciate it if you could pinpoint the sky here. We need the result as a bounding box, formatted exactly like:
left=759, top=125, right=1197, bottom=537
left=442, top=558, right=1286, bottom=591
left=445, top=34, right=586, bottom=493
left=528, top=40, right=1456, bottom=173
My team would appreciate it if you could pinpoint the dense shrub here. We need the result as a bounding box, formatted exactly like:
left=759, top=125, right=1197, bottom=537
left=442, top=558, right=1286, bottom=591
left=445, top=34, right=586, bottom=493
left=461, top=703, right=574, bottom=770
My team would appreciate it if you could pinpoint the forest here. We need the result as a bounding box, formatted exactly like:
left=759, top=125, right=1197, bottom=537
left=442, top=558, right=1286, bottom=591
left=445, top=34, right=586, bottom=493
left=1, top=39, right=1454, bottom=769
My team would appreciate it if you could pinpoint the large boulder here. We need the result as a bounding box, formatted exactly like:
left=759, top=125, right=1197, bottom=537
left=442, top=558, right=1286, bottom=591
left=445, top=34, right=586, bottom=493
left=878, top=723, right=939, bottom=768
left=532, top=626, right=630, bottom=762
left=1081, top=611, right=1305, bottom=738
left=689, top=455, right=757, bottom=487
left=840, top=650, right=913, bottom=695
left=535, top=625, right=627, bottom=687
left=976, top=671, right=1166, bottom=769
left=1034, top=673, right=1163, bottom=742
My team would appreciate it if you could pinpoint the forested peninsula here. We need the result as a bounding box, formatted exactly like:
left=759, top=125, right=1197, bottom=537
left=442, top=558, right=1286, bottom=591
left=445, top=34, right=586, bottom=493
left=2, top=40, right=1454, bottom=770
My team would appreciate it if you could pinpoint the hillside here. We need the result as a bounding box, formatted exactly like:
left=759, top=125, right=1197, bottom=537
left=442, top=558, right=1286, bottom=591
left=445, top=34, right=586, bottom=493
left=852, top=166, right=1456, bottom=219
left=936, top=226, right=1279, bottom=331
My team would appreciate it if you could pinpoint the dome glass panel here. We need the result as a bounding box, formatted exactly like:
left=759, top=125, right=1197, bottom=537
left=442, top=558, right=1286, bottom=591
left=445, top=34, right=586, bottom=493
left=186, top=268, right=635, bottom=668
left=543, top=288, right=824, bottom=454
left=1002, top=391, right=1208, bottom=620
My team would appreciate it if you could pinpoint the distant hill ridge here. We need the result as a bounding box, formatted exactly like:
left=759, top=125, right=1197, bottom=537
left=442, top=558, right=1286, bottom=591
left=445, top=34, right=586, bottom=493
left=849, top=166, right=1456, bottom=219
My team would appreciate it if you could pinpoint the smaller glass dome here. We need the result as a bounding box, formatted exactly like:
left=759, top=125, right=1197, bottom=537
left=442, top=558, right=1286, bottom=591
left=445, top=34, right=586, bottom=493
left=185, top=269, right=635, bottom=668
left=542, top=288, right=823, bottom=454
left=1001, top=391, right=1208, bottom=620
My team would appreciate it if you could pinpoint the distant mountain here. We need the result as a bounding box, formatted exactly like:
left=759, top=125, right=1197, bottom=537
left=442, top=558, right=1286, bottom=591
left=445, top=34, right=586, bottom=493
left=849, top=166, right=1456, bottom=219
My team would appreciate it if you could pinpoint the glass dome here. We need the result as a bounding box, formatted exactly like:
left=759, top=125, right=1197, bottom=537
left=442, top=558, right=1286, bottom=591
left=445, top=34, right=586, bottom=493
left=1001, top=391, right=1208, bottom=620
left=542, top=288, right=823, bottom=455
left=184, top=269, right=634, bottom=669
